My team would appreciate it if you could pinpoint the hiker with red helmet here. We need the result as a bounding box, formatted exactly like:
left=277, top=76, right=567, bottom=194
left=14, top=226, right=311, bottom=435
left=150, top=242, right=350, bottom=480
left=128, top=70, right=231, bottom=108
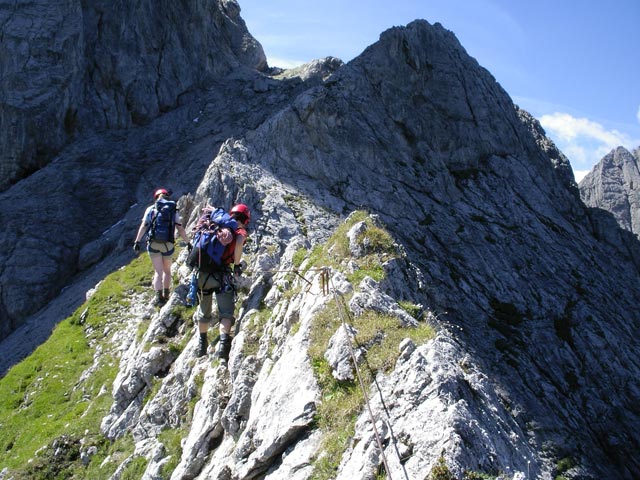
left=133, top=188, right=190, bottom=306
left=192, top=202, right=250, bottom=361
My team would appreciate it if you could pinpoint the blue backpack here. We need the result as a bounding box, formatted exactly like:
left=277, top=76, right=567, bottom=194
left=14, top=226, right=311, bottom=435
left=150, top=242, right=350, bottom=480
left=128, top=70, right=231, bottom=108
left=187, top=207, right=238, bottom=273
left=148, top=198, right=176, bottom=243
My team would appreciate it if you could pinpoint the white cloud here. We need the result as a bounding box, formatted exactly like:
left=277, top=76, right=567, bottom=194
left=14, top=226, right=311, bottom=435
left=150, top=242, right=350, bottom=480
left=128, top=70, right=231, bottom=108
left=266, top=56, right=307, bottom=69
left=539, top=113, right=629, bottom=146
left=539, top=112, right=640, bottom=174
left=573, top=170, right=590, bottom=183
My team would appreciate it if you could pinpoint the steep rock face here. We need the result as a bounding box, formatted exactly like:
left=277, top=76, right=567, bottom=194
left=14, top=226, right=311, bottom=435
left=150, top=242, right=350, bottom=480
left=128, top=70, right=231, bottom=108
left=0, top=0, right=265, bottom=191
left=91, top=20, right=640, bottom=479
left=579, top=146, right=640, bottom=238
left=0, top=55, right=340, bottom=339
left=2, top=14, right=640, bottom=480
left=202, top=21, right=640, bottom=477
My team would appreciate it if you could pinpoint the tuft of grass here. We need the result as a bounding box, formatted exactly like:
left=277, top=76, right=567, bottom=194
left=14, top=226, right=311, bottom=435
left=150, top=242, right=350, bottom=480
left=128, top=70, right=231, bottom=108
left=292, top=247, right=308, bottom=268
left=430, top=455, right=455, bottom=480
left=398, top=301, right=423, bottom=320
left=329, top=210, right=370, bottom=259
left=303, top=210, right=398, bottom=285
left=346, top=260, right=386, bottom=285
left=242, top=307, right=273, bottom=357
left=158, top=427, right=186, bottom=478
left=554, top=456, right=575, bottom=480
left=119, top=455, right=149, bottom=479
left=329, top=211, right=396, bottom=261
left=304, top=244, right=326, bottom=274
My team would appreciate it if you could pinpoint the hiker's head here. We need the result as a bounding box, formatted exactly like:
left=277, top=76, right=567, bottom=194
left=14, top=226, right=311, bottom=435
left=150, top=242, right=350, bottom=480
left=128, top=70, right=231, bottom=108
left=154, top=188, right=171, bottom=200
left=230, top=203, right=251, bottom=225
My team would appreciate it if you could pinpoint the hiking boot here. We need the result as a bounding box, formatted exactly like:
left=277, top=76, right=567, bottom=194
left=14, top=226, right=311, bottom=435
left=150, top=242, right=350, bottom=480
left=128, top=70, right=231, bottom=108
left=215, top=334, right=232, bottom=362
left=154, top=290, right=166, bottom=306
left=162, top=288, right=171, bottom=302
left=197, top=333, right=208, bottom=357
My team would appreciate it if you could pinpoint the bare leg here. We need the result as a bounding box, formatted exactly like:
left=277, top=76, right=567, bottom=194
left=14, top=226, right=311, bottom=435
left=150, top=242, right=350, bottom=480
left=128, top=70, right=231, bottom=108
left=150, top=255, right=165, bottom=291
left=161, top=256, right=172, bottom=289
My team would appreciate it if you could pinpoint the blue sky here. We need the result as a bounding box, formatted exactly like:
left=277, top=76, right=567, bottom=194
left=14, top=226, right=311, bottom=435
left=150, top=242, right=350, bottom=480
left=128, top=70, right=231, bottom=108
left=239, top=0, right=640, bottom=182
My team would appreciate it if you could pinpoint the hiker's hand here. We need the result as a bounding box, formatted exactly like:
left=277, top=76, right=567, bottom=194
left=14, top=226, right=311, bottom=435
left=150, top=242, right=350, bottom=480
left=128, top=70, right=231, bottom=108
left=133, top=241, right=141, bottom=253
left=233, top=263, right=243, bottom=278
left=187, top=241, right=193, bottom=253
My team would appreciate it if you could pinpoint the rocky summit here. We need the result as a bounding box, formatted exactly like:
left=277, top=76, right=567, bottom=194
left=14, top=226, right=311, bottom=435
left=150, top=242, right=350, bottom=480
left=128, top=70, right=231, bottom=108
left=579, top=146, right=640, bottom=240
left=1, top=2, right=640, bottom=480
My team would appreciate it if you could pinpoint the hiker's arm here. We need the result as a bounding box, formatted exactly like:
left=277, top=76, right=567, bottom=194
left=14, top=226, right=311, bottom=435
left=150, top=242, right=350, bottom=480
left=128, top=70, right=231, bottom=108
left=176, top=223, right=189, bottom=243
left=134, top=220, right=148, bottom=243
left=233, top=234, right=246, bottom=265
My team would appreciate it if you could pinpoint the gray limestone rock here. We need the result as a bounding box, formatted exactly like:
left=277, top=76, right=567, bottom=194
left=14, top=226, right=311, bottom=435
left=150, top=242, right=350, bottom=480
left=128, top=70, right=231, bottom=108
left=580, top=146, right=640, bottom=239
left=0, top=0, right=266, bottom=191
left=1, top=9, right=640, bottom=480
left=324, top=324, right=360, bottom=381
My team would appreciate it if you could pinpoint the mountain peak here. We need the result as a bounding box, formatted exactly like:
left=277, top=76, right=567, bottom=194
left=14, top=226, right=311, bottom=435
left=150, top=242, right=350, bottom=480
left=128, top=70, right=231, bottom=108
left=1, top=5, right=640, bottom=480
left=580, top=145, right=640, bottom=237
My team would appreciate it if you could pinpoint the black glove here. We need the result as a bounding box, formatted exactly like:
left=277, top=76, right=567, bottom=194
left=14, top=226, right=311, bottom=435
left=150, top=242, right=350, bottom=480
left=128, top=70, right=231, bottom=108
left=187, top=241, right=193, bottom=253
left=133, top=241, right=141, bottom=253
left=233, top=263, right=243, bottom=277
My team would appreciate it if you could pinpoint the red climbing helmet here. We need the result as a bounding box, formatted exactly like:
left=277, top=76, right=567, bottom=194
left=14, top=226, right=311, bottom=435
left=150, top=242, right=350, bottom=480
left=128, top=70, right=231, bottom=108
left=154, top=188, right=170, bottom=199
left=230, top=203, right=251, bottom=224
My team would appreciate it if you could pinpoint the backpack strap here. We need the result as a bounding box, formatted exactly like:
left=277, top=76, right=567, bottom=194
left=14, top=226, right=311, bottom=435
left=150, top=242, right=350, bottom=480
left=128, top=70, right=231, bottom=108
left=220, top=226, right=247, bottom=265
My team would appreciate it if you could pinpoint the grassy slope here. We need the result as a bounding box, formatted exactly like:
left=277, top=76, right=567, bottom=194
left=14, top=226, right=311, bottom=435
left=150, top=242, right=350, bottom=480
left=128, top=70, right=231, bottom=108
left=0, top=254, right=153, bottom=479
left=0, top=212, right=435, bottom=479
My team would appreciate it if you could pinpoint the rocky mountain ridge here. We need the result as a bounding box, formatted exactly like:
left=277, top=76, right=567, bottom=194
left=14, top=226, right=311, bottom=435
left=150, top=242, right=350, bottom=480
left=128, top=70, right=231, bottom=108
left=1, top=2, right=639, bottom=479
left=579, top=146, right=640, bottom=239
left=0, top=65, right=333, bottom=340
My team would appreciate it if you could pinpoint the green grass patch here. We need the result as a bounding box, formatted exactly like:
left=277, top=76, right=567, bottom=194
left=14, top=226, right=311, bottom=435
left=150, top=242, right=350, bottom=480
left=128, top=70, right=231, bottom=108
left=0, top=254, right=154, bottom=476
left=308, top=298, right=434, bottom=479
left=119, top=455, right=149, bottom=479
left=73, top=433, right=137, bottom=480
left=303, top=210, right=398, bottom=285
left=398, top=301, right=423, bottom=320
left=158, top=427, right=186, bottom=478
left=554, top=456, right=575, bottom=480
left=430, top=455, right=455, bottom=479
left=242, top=307, right=273, bottom=357
left=0, top=320, right=109, bottom=471
left=292, top=247, right=308, bottom=268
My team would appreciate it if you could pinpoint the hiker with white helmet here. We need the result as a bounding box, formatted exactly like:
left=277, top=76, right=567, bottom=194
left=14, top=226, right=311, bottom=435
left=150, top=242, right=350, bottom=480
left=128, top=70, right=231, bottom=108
left=133, top=188, right=190, bottom=306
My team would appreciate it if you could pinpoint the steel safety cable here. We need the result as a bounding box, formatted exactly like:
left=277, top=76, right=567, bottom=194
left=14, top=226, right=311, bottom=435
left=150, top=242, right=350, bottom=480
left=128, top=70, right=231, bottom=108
left=344, top=321, right=412, bottom=480
left=248, top=267, right=331, bottom=292
left=327, top=272, right=399, bottom=480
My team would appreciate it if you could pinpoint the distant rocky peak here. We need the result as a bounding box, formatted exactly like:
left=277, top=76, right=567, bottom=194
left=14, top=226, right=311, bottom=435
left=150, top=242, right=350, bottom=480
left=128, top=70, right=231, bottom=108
left=579, top=145, right=640, bottom=237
